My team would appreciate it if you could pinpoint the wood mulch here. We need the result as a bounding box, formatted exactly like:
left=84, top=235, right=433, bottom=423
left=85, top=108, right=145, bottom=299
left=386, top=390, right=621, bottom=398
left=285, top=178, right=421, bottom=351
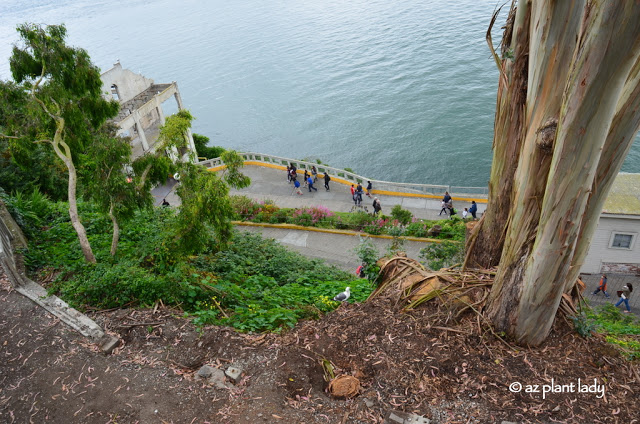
left=1, top=265, right=639, bottom=423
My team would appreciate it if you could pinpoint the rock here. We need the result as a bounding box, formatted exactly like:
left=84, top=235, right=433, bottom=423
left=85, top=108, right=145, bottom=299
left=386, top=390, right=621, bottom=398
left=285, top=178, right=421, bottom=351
left=364, top=398, right=374, bottom=408
left=385, top=410, right=430, bottom=424
left=427, top=225, right=442, bottom=237
left=98, top=335, right=120, bottom=354
left=208, top=368, right=231, bottom=389
left=225, top=366, right=243, bottom=384
left=197, top=365, right=214, bottom=379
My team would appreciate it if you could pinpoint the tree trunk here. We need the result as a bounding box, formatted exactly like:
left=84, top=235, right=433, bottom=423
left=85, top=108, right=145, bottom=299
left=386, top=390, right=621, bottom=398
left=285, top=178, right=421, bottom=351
left=484, top=2, right=640, bottom=345
left=108, top=201, right=120, bottom=257
left=50, top=119, right=97, bottom=264
left=566, top=56, right=640, bottom=290
left=464, top=2, right=530, bottom=269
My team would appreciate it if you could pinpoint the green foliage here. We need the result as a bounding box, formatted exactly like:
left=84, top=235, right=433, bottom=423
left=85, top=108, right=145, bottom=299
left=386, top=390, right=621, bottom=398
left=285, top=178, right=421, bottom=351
left=157, top=110, right=195, bottom=159
left=17, top=195, right=362, bottom=332
left=587, top=303, right=640, bottom=335
left=343, top=167, right=354, bottom=173
left=8, top=23, right=119, bottom=156
left=387, top=225, right=406, bottom=256
left=584, top=303, right=640, bottom=360
left=405, top=221, right=429, bottom=237
left=220, top=150, right=251, bottom=189
left=0, top=188, right=58, bottom=238
left=419, top=240, right=464, bottom=270
left=200, top=232, right=352, bottom=286
left=571, top=311, right=597, bottom=338
left=192, top=133, right=226, bottom=159
left=191, top=276, right=371, bottom=332
left=174, top=163, right=234, bottom=253
left=390, top=205, right=413, bottom=225
left=80, top=130, right=151, bottom=255
left=353, top=238, right=380, bottom=283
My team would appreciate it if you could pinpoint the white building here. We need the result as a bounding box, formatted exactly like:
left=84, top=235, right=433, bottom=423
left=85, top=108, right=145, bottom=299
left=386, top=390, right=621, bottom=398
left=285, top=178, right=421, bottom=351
left=581, top=173, right=640, bottom=274
left=100, top=61, right=196, bottom=160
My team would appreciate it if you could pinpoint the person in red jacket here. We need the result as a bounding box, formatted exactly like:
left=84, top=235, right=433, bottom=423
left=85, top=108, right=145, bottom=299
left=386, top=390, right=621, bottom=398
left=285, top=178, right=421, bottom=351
left=592, top=274, right=609, bottom=298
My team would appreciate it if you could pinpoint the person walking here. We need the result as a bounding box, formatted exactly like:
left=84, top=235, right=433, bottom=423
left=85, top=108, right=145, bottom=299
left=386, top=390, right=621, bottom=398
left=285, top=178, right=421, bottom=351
left=324, top=172, right=331, bottom=191
left=355, top=183, right=364, bottom=205
left=286, top=165, right=292, bottom=183
left=303, top=170, right=310, bottom=187
left=366, top=181, right=373, bottom=197
left=439, top=200, right=448, bottom=216
left=614, top=284, right=633, bottom=313
left=307, top=175, right=317, bottom=192
left=293, top=179, right=303, bottom=195
left=443, top=191, right=452, bottom=204
left=351, top=185, right=356, bottom=203
left=469, top=201, right=478, bottom=219
left=372, top=197, right=382, bottom=215
left=592, top=274, right=609, bottom=297
left=311, top=166, right=318, bottom=183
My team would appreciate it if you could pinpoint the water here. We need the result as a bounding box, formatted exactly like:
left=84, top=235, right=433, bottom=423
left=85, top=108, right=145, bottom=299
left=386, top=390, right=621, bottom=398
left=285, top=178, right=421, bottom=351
left=1, top=0, right=638, bottom=187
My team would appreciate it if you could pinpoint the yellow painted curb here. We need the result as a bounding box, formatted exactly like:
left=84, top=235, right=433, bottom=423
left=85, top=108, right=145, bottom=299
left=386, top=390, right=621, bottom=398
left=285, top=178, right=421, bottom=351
left=232, top=220, right=449, bottom=243
left=208, top=161, right=487, bottom=203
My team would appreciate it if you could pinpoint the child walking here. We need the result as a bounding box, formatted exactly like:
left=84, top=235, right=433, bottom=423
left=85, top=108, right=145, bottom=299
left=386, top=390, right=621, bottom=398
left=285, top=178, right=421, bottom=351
left=592, top=274, right=609, bottom=297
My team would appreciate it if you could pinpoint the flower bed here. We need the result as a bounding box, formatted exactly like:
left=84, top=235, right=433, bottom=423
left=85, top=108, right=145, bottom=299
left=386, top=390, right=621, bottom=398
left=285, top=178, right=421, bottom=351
left=230, top=195, right=466, bottom=241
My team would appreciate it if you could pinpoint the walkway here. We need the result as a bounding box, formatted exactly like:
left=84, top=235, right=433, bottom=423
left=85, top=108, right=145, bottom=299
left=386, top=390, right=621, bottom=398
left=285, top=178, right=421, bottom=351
left=153, top=164, right=485, bottom=220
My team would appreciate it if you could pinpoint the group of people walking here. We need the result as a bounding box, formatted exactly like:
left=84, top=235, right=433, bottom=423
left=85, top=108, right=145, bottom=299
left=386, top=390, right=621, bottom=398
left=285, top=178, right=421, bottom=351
left=591, top=274, right=634, bottom=313
left=287, top=165, right=331, bottom=195
left=439, top=191, right=478, bottom=220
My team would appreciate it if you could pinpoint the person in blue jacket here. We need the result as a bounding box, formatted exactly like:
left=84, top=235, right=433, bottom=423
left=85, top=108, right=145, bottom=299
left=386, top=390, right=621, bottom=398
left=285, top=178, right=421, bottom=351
left=469, top=201, right=478, bottom=219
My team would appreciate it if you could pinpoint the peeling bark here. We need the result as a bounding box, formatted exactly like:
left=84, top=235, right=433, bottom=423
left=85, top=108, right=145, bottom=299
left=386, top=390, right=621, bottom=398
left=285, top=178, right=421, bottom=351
left=482, top=1, right=640, bottom=345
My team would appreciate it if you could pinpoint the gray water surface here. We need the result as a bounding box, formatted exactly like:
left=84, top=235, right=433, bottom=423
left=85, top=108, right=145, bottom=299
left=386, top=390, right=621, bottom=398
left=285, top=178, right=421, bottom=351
left=1, top=0, right=638, bottom=186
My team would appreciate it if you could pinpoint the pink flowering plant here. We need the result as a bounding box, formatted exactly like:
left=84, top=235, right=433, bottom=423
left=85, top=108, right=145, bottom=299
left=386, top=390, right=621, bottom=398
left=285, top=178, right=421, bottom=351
left=364, top=217, right=389, bottom=235
left=290, top=206, right=335, bottom=227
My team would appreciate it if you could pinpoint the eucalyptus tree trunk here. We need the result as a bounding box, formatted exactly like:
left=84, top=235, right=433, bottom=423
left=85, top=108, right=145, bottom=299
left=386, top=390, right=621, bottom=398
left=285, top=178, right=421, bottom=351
left=466, top=1, right=640, bottom=345
left=108, top=201, right=120, bottom=257
left=464, top=2, right=529, bottom=269
left=49, top=118, right=97, bottom=264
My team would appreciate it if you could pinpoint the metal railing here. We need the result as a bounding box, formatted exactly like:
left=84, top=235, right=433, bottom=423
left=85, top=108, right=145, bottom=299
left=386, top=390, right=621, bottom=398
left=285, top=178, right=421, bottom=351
left=197, top=152, right=489, bottom=198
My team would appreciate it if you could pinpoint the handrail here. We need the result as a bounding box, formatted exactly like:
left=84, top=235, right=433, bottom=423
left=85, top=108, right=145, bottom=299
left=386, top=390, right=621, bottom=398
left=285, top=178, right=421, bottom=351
left=197, top=152, right=489, bottom=198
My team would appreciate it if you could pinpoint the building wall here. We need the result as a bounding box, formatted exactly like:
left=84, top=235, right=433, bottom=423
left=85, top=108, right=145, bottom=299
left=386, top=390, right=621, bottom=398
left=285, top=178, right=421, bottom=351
left=581, top=214, right=640, bottom=274
left=100, top=62, right=154, bottom=103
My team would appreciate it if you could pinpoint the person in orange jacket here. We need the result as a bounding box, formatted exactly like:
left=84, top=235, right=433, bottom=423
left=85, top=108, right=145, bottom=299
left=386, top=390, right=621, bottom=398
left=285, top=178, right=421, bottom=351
left=592, top=274, right=609, bottom=298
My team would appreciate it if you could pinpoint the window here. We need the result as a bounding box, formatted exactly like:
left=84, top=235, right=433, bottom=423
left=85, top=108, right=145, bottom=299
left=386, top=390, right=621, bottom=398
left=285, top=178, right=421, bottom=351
left=609, top=232, right=636, bottom=249
left=110, top=84, right=120, bottom=101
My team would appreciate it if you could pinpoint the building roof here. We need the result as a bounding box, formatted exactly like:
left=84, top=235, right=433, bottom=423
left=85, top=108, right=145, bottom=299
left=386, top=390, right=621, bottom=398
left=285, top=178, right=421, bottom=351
left=602, top=173, right=640, bottom=216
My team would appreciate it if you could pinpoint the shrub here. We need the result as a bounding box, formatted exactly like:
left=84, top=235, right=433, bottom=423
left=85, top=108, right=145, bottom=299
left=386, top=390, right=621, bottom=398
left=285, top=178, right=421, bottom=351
left=353, top=237, right=380, bottom=283
left=230, top=195, right=257, bottom=219
left=364, top=218, right=388, bottom=235
left=346, top=211, right=376, bottom=231
left=290, top=206, right=334, bottom=226
left=406, top=220, right=429, bottom=237
left=419, top=240, right=464, bottom=270
left=390, top=205, right=413, bottom=225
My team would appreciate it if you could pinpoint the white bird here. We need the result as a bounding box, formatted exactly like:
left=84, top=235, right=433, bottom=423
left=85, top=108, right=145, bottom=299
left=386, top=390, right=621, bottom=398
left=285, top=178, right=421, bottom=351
left=333, top=287, right=351, bottom=302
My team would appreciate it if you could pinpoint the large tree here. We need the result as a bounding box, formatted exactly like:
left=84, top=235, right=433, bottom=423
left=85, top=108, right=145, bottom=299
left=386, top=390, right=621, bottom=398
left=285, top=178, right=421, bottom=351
left=465, top=1, right=640, bottom=345
left=3, top=23, right=119, bottom=263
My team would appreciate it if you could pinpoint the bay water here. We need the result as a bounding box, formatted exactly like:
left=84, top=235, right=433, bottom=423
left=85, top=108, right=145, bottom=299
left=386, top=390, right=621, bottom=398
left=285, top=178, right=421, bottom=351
left=1, top=0, right=638, bottom=187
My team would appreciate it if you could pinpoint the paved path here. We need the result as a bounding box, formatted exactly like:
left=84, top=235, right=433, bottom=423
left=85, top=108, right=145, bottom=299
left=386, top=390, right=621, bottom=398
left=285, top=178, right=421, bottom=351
left=153, top=164, right=486, bottom=220
left=238, top=225, right=427, bottom=273
left=582, top=274, right=640, bottom=314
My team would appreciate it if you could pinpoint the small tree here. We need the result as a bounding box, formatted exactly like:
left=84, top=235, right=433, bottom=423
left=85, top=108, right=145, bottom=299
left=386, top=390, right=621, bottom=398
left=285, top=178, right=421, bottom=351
left=81, top=128, right=150, bottom=256
left=3, top=23, right=119, bottom=263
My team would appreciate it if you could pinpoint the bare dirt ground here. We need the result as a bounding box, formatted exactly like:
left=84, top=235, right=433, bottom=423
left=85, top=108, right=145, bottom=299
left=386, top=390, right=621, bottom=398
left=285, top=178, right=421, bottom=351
left=1, top=267, right=639, bottom=423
